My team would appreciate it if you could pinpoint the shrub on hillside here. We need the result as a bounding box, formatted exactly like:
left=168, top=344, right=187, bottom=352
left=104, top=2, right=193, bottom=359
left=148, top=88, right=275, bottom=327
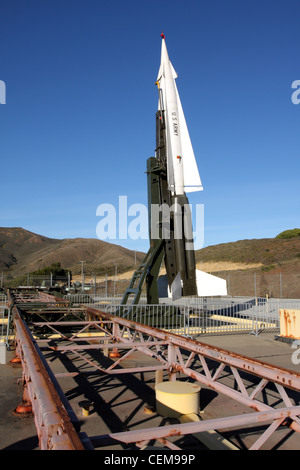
left=276, top=229, right=300, bottom=239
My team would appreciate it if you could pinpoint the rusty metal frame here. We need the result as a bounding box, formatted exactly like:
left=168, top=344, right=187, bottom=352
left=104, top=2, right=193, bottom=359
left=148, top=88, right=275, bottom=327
left=8, top=289, right=300, bottom=450
left=13, top=306, right=86, bottom=450
left=89, top=406, right=300, bottom=450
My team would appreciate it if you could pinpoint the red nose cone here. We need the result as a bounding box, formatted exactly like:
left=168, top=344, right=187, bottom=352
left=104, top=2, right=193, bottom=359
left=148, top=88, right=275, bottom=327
left=161, top=32, right=165, bottom=39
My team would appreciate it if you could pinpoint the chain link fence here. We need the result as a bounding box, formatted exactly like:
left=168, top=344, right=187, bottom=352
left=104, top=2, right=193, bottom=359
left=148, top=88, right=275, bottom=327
left=212, top=272, right=300, bottom=299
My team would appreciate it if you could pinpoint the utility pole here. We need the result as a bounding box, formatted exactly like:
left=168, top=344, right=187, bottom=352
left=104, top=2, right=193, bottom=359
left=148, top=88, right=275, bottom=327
left=113, top=262, right=118, bottom=297
left=80, top=261, right=86, bottom=290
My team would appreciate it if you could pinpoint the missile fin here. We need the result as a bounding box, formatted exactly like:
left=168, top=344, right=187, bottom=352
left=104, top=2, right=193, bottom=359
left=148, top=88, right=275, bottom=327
left=175, top=85, right=203, bottom=193
left=156, top=64, right=163, bottom=83
left=171, top=272, right=182, bottom=301
left=170, top=62, right=178, bottom=79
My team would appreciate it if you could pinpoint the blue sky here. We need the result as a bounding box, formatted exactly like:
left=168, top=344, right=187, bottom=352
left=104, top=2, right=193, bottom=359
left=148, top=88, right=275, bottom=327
left=0, top=0, right=299, bottom=253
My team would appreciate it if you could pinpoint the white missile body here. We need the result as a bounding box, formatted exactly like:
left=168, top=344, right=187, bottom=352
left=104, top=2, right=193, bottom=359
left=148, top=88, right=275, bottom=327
left=154, top=35, right=226, bottom=300
left=156, top=36, right=203, bottom=195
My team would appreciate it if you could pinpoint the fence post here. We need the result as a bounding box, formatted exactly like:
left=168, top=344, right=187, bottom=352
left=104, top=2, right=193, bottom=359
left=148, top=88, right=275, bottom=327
left=183, top=306, right=188, bottom=337
left=250, top=299, right=257, bottom=336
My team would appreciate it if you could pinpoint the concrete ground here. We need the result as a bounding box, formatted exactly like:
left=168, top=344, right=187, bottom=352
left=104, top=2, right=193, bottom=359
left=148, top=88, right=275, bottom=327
left=0, top=348, right=39, bottom=450
left=1, top=332, right=300, bottom=451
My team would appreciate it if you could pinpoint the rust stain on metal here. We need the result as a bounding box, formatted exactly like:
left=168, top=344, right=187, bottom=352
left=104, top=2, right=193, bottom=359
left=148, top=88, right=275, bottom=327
left=166, top=429, right=182, bottom=438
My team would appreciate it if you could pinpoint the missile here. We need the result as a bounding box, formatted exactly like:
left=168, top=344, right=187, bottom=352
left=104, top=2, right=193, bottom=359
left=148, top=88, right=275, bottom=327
left=155, top=33, right=203, bottom=298
left=156, top=33, right=203, bottom=196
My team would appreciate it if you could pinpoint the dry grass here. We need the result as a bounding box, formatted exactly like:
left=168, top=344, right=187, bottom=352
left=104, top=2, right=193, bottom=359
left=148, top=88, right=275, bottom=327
left=196, top=261, right=262, bottom=272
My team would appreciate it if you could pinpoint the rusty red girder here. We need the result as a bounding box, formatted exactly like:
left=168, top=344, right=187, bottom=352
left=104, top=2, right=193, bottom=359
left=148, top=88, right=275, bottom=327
left=8, top=289, right=58, bottom=305
left=13, top=306, right=85, bottom=450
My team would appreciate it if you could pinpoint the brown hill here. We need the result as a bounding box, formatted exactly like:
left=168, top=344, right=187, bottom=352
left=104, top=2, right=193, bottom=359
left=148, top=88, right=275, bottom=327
left=195, top=233, right=300, bottom=298
left=1, top=227, right=299, bottom=297
left=195, top=236, right=300, bottom=272
left=0, top=227, right=145, bottom=277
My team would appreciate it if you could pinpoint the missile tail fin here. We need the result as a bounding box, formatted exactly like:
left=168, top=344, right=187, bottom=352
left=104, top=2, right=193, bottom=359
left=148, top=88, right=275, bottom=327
left=170, top=61, right=178, bottom=79
left=175, top=86, right=203, bottom=193
left=170, top=272, right=182, bottom=301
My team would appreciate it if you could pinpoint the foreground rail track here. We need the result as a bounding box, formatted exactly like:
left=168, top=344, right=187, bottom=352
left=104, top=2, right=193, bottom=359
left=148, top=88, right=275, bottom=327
left=5, top=288, right=300, bottom=450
